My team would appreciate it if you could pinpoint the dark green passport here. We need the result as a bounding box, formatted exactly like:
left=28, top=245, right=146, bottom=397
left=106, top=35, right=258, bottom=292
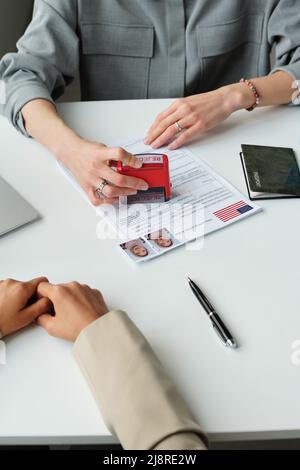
left=240, top=144, right=300, bottom=200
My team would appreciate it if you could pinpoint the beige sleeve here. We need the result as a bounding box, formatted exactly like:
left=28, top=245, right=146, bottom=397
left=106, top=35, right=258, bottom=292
left=73, top=310, right=207, bottom=450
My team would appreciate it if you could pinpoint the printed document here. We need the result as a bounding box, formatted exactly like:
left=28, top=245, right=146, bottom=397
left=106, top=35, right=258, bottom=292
left=59, top=136, right=261, bottom=263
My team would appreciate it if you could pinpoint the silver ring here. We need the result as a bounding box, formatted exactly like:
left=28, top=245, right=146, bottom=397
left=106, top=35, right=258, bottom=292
left=95, top=179, right=109, bottom=199
left=175, top=121, right=184, bottom=133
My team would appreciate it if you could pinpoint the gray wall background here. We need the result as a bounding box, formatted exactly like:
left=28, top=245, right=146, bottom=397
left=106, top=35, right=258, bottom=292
left=0, top=0, right=80, bottom=101
left=0, top=0, right=33, bottom=54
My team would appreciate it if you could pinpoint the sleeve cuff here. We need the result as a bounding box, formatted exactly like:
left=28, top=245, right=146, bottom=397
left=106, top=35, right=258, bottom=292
left=6, top=83, right=56, bottom=137
left=270, top=65, right=300, bottom=105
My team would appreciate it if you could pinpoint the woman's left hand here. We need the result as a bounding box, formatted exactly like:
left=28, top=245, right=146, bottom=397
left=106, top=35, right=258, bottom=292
left=144, top=84, right=249, bottom=150
left=0, top=277, right=51, bottom=337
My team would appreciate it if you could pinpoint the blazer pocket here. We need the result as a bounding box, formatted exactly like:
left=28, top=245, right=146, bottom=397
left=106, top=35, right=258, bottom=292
left=197, top=14, right=264, bottom=58
left=81, top=22, right=154, bottom=58
left=80, top=22, right=154, bottom=100
left=196, top=14, right=264, bottom=90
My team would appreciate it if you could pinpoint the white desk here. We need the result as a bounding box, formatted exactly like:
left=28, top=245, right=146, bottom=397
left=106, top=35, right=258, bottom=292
left=0, top=100, right=300, bottom=446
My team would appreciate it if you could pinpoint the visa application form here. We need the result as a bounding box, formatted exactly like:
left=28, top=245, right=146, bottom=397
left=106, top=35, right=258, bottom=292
left=59, top=136, right=262, bottom=260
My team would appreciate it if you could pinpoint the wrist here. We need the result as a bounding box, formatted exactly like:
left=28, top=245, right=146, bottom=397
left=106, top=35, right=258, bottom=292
left=220, top=83, right=257, bottom=113
left=51, top=124, right=83, bottom=163
left=75, top=311, right=109, bottom=340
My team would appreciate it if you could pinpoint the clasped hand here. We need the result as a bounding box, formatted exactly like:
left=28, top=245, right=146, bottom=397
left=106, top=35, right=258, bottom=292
left=0, top=278, right=108, bottom=342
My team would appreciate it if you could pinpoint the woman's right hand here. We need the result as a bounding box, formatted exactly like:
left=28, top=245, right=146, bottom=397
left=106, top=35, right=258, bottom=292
left=36, top=281, right=109, bottom=342
left=57, top=135, right=149, bottom=206
left=21, top=100, right=148, bottom=205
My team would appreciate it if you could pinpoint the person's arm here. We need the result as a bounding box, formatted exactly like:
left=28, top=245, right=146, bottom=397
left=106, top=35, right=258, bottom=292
left=0, top=0, right=147, bottom=205
left=145, top=0, right=300, bottom=151
left=36, top=282, right=207, bottom=450
left=0, top=277, right=50, bottom=338
left=0, top=0, right=78, bottom=137
left=144, top=70, right=296, bottom=151
left=228, top=71, right=296, bottom=112
left=21, top=100, right=147, bottom=205
left=73, top=311, right=207, bottom=450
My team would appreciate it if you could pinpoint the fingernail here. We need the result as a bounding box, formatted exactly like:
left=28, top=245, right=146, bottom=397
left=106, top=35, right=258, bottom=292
left=129, top=191, right=138, bottom=195
left=152, top=141, right=160, bottom=149
left=140, top=183, right=149, bottom=191
left=134, top=157, right=143, bottom=168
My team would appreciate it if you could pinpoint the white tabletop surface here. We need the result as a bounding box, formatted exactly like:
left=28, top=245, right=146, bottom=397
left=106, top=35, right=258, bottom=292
left=0, top=99, right=300, bottom=446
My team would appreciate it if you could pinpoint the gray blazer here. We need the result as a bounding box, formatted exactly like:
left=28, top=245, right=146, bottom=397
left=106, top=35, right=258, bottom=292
left=0, top=0, right=299, bottom=135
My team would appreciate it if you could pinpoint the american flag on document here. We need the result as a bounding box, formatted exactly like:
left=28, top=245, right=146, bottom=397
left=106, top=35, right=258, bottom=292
left=213, top=200, right=253, bottom=223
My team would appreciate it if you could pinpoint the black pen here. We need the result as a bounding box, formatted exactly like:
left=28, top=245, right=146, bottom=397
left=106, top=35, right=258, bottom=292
left=188, top=277, right=237, bottom=349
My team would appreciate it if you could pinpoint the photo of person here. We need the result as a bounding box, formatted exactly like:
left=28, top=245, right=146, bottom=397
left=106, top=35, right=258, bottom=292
left=119, top=238, right=156, bottom=263
left=130, top=244, right=149, bottom=258
left=146, top=229, right=181, bottom=253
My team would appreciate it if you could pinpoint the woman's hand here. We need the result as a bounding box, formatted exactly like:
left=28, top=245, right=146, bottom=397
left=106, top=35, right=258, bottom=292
left=22, top=100, right=149, bottom=206
left=36, top=282, right=109, bottom=342
left=144, top=84, right=255, bottom=150
left=0, top=277, right=51, bottom=337
left=57, top=136, right=149, bottom=206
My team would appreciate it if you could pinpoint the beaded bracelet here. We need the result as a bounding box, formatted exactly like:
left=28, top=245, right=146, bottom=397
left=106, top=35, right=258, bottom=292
left=240, top=78, right=261, bottom=111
